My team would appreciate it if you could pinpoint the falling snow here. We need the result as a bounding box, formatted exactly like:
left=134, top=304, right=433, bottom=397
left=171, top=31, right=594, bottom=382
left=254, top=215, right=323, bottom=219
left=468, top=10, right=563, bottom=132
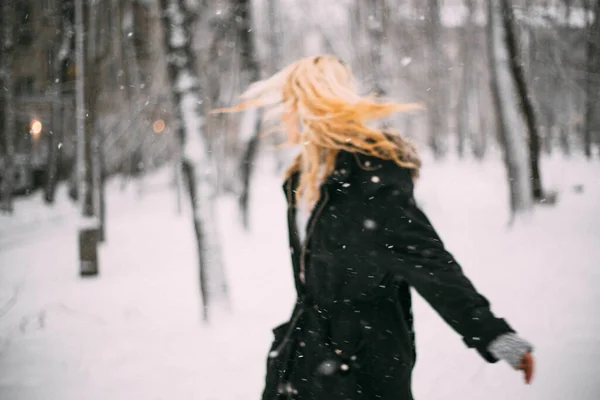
left=0, top=156, right=598, bottom=399
left=363, top=219, right=377, bottom=229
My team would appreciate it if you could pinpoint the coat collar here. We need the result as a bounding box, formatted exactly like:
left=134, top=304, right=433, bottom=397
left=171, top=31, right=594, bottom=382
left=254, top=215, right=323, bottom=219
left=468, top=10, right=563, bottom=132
left=281, top=151, right=355, bottom=202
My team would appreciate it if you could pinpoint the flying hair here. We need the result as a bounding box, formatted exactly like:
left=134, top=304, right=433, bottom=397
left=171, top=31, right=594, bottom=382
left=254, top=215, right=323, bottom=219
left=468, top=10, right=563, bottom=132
left=211, top=54, right=424, bottom=210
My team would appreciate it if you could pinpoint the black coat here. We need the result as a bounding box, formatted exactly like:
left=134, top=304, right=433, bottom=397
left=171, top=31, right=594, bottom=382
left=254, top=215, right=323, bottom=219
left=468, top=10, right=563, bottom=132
left=262, top=151, right=515, bottom=400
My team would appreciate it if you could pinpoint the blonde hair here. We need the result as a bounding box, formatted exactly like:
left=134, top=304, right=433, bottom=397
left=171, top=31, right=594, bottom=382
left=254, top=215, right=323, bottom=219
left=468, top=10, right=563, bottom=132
left=212, top=55, right=422, bottom=210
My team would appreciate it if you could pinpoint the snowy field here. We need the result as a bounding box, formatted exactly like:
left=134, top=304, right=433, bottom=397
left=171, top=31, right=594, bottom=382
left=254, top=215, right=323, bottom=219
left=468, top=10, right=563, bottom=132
left=1, top=154, right=599, bottom=400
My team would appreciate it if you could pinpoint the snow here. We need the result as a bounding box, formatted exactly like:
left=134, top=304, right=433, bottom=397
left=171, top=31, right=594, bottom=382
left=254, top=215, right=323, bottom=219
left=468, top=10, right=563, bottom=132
left=1, top=154, right=600, bottom=400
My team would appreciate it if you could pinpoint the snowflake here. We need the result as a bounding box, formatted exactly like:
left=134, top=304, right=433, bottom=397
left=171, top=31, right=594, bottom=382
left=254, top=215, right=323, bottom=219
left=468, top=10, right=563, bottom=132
left=364, top=219, right=377, bottom=229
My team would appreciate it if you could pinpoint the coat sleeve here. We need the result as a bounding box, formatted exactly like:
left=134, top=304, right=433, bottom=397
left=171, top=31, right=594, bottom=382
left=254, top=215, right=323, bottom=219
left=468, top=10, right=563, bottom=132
left=371, top=176, right=515, bottom=362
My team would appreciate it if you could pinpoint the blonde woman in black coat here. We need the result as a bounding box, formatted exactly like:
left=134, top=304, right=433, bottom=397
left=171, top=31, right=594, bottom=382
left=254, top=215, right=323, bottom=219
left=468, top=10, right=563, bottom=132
left=214, top=55, right=535, bottom=400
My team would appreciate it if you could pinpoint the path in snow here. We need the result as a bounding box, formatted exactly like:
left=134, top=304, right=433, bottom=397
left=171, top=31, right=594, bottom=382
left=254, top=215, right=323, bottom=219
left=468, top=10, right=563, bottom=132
left=0, top=156, right=599, bottom=400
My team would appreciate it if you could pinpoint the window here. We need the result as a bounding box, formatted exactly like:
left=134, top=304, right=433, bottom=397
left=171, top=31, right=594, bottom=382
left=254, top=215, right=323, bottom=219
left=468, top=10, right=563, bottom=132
left=15, top=1, right=33, bottom=46
left=16, top=77, right=35, bottom=96
left=43, top=0, right=56, bottom=13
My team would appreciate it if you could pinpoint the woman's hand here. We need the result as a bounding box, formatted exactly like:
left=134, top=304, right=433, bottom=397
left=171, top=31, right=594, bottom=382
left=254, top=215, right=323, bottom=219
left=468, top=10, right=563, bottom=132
left=518, top=352, right=535, bottom=384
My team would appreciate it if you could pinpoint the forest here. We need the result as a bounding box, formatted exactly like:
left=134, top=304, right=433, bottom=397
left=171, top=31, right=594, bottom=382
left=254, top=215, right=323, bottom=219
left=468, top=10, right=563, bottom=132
left=0, top=1, right=599, bottom=399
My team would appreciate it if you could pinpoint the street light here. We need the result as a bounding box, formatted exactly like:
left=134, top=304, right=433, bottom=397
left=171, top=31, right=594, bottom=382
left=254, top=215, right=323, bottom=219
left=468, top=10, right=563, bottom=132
left=153, top=119, right=165, bottom=133
left=30, top=119, right=43, bottom=138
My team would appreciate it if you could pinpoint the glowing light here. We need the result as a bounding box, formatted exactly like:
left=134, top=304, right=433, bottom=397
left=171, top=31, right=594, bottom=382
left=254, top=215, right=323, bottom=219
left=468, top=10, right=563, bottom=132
left=30, top=119, right=42, bottom=137
left=153, top=119, right=165, bottom=133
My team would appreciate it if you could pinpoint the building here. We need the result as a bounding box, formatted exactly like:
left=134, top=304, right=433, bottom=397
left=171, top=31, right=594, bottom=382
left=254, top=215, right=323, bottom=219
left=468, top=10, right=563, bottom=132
left=0, top=0, right=71, bottom=192
left=0, top=0, right=171, bottom=194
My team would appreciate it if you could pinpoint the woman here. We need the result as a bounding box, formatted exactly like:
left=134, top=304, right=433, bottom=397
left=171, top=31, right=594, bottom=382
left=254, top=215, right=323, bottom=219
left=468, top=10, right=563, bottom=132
left=215, top=55, right=534, bottom=400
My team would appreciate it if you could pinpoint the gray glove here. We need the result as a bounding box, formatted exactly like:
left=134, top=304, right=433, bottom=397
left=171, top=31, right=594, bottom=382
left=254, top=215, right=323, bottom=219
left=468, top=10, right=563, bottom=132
left=488, top=333, right=533, bottom=369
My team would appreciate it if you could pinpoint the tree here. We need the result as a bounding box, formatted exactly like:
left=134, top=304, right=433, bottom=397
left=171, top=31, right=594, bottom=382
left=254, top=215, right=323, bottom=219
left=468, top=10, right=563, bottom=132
left=584, top=0, right=600, bottom=158
left=456, top=0, right=477, bottom=158
left=0, top=1, right=16, bottom=214
left=501, top=0, right=545, bottom=202
left=265, top=0, right=286, bottom=173
left=265, top=0, right=283, bottom=75
left=159, top=0, right=229, bottom=321
left=556, top=0, right=574, bottom=157
left=234, top=0, right=263, bottom=230
left=364, top=0, right=387, bottom=95
left=77, top=0, right=107, bottom=275
left=426, top=0, right=449, bottom=158
left=45, top=0, right=75, bottom=204
left=487, top=0, right=533, bottom=217
left=121, top=0, right=145, bottom=180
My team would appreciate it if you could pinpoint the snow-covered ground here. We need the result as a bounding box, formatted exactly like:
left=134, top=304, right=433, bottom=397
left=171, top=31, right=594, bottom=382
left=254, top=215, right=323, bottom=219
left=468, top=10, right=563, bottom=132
left=1, top=154, right=599, bottom=400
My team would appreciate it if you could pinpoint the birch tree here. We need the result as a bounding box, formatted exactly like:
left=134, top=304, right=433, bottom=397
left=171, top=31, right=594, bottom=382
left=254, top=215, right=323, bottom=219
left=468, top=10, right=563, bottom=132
left=501, top=0, right=545, bottom=202
left=159, top=0, right=229, bottom=321
left=0, top=1, right=16, bottom=214
left=487, top=0, right=533, bottom=217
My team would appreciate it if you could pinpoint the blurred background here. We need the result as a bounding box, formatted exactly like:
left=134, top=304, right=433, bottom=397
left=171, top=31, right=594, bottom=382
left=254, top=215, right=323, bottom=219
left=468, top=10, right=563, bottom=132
left=0, top=0, right=599, bottom=399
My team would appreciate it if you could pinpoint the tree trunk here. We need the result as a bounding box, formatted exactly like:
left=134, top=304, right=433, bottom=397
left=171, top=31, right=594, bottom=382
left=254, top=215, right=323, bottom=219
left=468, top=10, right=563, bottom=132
left=76, top=0, right=97, bottom=276
left=584, top=0, right=600, bottom=158
left=78, top=0, right=104, bottom=276
left=487, top=0, right=533, bottom=217
left=266, top=0, right=282, bottom=75
left=238, top=107, right=261, bottom=230
left=45, top=96, right=62, bottom=204
left=45, top=1, right=74, bottom=204
left=122, top=0, right=144, bottom=179
left=472, top=72, right=488, bottom=160
left=0, top=1, right=16, bottom=214
left=159, top=0, right=229, bottom=322
left=500, top=0, right=545, bottom=201
left=92, top=130, right=105, bottom=242
left=365, top=0, right=386, bottom=95
left=73, top=0, right=86, bottom=203
left=173, top=152, right=183, bottom=214
left=558, top=0, right=573, bottom=157
left=234, top=0, right=263, bottom=230
left=426, top=0, right=448, bottom=158
left=82, top=2, right=98, bottom=220
left=265, top=0, right=285, bottom=173
left=350, top=0, right=367, bottom=82
left=457, top=0, right=476, bottom=159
